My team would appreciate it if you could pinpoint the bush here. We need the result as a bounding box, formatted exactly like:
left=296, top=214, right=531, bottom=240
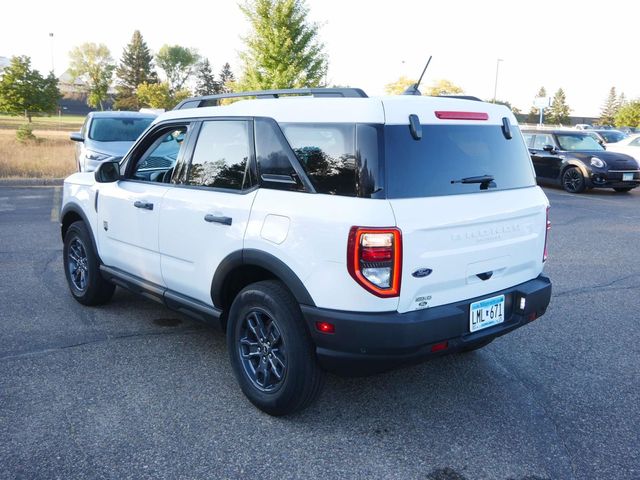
left=16, top=123, right=36, bottom=142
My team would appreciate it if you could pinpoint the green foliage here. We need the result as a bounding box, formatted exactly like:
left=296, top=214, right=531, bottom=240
left=547, top=88, right=571, bottom=125
left=195, top=58, right=221, bottom=96
left=136, top=82, right=191, bottom=110
left=155, top=45, right=199, bottom=93
left=615, top=101, right=640, bottom=128
left=0, top=56, right=60, bottom=122
left=219, top=62, right=235, bottom=93
left=384, top=76, right=416, bottom=95
left=599, top=87, right=619, bottom=126
left=16, top=123, right=36, bottom=142
left=424, top=79, right=463, bottom=96
left=238, top=0, right=328, bottom=91
left=69, top=43, right=115, bottom=110
left=114, top=30, right=157, bottom=110
left=527, top=86, right=547, bottom=123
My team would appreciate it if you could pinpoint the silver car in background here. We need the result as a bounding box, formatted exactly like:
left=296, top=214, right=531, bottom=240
left=70, top=111, right=156, bottom=172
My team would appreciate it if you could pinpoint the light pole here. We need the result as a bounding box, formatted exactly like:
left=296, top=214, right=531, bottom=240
left=492, top=58, right=503, bottom=103
left=49, top=32, right=54, bottom=73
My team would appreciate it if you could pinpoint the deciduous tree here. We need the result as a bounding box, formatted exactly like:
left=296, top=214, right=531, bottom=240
left=155, top=45, right=199, bottom=93
left=384, top=76, right=416, bottom=95
left=424, top=79, right=463, bottom=96
left=136, top=82, right=191, bottom=110
left=69, top=43, right=115, bottom=110
left=615, top=101, right=640, bottom=128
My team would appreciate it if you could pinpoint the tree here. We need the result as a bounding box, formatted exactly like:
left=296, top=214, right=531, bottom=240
left=424, top=79, right=463, bottom=96
left=599, top=87, right=619, bottom=126
left=237, top=0, right=328, bottom=91
left=0, top=56, right=60, bottom=122
left=527, top=86, right=547, bottom=124
left=492, top=99, right=520, bottom=115
left=114, top=30, right=157, bottom=110
left=615, top=101, right=640, bottom=128
left=618, top=92, right=627, bottom=109
left=69, top=43, right=115, bottom=110
left=219, top=62, right=235, bottom=93
left=194, top=58, right=221, bottom=96
left=384, top=76, right=416, bottom=95
left=155, top=45, right=199, bottom=93
left=547, top=88, right=571, bottom=125
left=136, top=82, right=191, bottom=110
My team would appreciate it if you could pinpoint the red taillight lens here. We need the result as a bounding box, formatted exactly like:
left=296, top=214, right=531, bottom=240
left=347, top=227, right=402, bottom=298
left=543, top=206, right=551, bottom=262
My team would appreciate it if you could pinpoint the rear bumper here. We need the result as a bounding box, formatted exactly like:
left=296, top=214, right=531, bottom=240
left=302, top=275, right=551, bottom=374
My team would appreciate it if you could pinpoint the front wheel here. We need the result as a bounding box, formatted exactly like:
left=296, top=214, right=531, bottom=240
left=227, top=280, right=324, bottom=416
left=562, top=167, right=586, bottom=193
left=613, top=187, right=633, bottom=193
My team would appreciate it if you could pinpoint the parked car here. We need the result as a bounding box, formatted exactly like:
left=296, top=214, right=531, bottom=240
left=605, top=133, right=640, bottom=161
left=590, top=129, right=627, bottom=143
left=522, top=129, right=640, bottom=193
left=616, top=126, right=640, bottom=135
left=583, top=130, right=606, bottom=146
left=60, top=88, right=553, bottom=415
left=70, top=111, right=157, bottom=172
left=575, top=124, right=592, bottom=130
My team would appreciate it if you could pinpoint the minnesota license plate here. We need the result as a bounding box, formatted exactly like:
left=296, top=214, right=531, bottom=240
left=622, top=173, right=634, bottom=181
left=469, top=295, right=505, bottom=333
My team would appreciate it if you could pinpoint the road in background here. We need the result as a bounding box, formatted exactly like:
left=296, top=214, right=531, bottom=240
left=1, top=186, right=639, bottom=480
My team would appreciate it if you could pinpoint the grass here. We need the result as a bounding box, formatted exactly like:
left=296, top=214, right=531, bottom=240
left=0, top=129, right=76, bottom=178
left=0, top=114, right=85, bottom=132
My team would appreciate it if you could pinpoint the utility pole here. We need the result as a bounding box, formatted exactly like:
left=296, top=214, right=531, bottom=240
left=492, top=58, right=503, bottom=103
left=49, top=32, right=54, bottom=73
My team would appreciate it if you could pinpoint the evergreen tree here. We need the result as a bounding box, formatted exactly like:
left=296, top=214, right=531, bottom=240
left=237, top=0, right=328, bottom=90
left=599, top=87, right=618, bottom=126
left=194, top=58, right=221, bottom=96
left=114, top=30, right=157, bottom=110
left=527, top=86, right=547, bottom=124
left=219, top=62, right=235, bottom=93
left=547, top=88, right=571, bottom=125
left=618, top=92, right=627, bottom=109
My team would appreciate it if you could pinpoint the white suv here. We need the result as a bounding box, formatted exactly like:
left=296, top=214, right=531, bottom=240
left=60, top=88, right=552, bottom=415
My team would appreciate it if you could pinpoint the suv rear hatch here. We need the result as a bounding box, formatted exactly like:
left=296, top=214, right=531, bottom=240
left=383, top=115, right=548, bottom=314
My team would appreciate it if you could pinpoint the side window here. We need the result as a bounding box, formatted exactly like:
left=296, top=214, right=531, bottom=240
left=131, top=126, right=188, bottom=183
left=254, top=119, right=305, bottom=191
left=280, top=123, right=357, bottom=196
left=629, top=137, right=640, bottom=147
left=522, top=133, right=534, bottom=148
left=533, top=134, right=554, bottom=150
left=187, top=120, right=252, bottom=190
left=81, top=117, right=90, bottom=137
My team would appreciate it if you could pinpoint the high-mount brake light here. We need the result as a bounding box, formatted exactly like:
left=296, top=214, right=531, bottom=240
left=435, top=111, right=489, bottom=121
left=347, top=227, right=402, bottom=298
left=543, top=207, right=551, bottom=262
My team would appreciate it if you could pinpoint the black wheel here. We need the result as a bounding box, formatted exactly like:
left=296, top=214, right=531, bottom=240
left=613, top=187, right=633, bottom=193
left=227, top=280, right=324, bottom=416
left=63, top=221, right=115, bottom=306
left=562, top=167, right=586, bottom=193
left=459, top=338, right=493, bottom=353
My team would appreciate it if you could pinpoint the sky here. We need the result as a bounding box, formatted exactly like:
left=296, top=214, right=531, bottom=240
left=1, top=0, right=638, bottom=117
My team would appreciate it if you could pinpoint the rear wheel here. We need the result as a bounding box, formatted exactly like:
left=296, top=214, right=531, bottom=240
left=227, top=280, right=324, bottom=416
left=562, top=167, right=586, bottom=193
left=63, top=221, right=115, bottom=305
left=613, top=187, right=633, bottom=193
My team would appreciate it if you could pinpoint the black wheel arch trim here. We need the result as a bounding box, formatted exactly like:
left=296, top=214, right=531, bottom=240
left=60, top=202, right=101, bottom=263
left=211, top=249, right=316, bottom=308
left=560, top=160, right=590, bottom=180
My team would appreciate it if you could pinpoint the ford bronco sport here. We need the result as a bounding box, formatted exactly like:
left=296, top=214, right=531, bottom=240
left=60, top=88, right=552, bottom=415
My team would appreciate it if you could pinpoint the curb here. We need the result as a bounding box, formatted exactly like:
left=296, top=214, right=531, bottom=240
left=0, top=178, right=64, bottom=187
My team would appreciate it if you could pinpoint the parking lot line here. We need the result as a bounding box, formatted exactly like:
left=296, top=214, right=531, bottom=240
left=51, top=186, right=61, bottom=222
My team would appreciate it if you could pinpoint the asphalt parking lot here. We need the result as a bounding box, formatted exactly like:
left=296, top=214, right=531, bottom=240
left=1, top=185, right=639, bottom=480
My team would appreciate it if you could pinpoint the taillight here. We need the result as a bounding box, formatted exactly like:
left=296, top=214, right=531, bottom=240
left=347, top=227, right=402, bottom=297
left=543, top=206, right=551, bottom=262
left=434, top=111, right=489, bottom=121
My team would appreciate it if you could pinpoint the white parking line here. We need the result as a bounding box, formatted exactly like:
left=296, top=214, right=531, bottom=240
left=51, top=187, right=61, bottom=222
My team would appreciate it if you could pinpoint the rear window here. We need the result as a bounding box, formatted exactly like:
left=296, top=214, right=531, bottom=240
left=89, top=117, right=154, bottom=142
left=384, top=124, right=536, bottom=198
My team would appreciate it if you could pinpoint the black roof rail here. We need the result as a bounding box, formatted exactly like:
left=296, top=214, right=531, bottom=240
left=436, top=95, right=483, bottom=102
left=174, top=88, right=368, bottom=110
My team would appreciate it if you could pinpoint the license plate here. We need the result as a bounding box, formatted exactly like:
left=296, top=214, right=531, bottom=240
left=623, top=173, right=634, bottom=181
left=470, top=295, right=505, bottom=333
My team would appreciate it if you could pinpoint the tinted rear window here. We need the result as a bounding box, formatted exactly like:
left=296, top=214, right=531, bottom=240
left=384, top=125, right=536, bottom=198
left=89, top=117, right=154, bottom=142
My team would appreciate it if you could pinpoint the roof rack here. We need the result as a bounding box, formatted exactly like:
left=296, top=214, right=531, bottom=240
left=438, top=95, right=483, bottom=102
left=174, top=88, right=368, bottom=110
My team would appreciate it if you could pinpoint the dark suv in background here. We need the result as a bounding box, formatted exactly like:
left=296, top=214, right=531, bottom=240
left=522, top=129, right=640, bottom=193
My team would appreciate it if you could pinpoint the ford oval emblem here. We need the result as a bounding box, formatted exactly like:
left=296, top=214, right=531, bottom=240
left=412, top=268, right=432, bottom=278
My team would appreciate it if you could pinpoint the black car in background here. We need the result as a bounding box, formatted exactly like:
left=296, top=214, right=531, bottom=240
left=589, top=129, right=627, bottom=144
left=522, top=129, right=640, bottom=193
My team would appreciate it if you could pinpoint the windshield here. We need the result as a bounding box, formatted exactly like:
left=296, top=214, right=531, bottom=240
left=556, top=133, right=604, bottom=151
left=384, top=124, right=536, bottom=198
left=89, top=117, right=154, bottom=142
left=598, top=131, right=626, bottom=143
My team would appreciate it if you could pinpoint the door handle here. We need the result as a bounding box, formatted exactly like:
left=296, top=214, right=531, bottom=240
left=133, top=200, right=154, bottom=210
left=204, top=214, right=232, bottom=226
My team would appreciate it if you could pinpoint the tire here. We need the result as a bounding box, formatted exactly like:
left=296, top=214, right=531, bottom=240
left=459, top=338, right=493, bottom=353
left=63, top=221, right=115, bottom=306
left=613, top=187, right=633, bottom=193
left=227, top=280, right=324, bottom=416
left=561, top=167, right=586, bottom=193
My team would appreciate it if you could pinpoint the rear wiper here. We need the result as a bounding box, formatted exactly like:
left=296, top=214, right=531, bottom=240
left=451, top=175, right=495, bottom=190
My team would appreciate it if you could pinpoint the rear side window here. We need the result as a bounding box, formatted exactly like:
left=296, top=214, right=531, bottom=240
left=280, top=123, right=357, bottom=196
left=533, top=133, right=555, bottom=150
left=187, top=120, right=252, bottom=190
left=384, top=124, right=536, bottom=198
left=254, top=119, right=305, bottom=191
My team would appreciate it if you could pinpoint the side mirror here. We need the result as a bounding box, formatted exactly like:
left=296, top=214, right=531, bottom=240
left=95, top=160, right=121, bottom=183
left=542, top=144, right=556, bottom=152
left=69, top=132, right=84, bottom=142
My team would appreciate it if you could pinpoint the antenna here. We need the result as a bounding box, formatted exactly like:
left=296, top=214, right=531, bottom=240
left=403, top=56, right=432, bottom=96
